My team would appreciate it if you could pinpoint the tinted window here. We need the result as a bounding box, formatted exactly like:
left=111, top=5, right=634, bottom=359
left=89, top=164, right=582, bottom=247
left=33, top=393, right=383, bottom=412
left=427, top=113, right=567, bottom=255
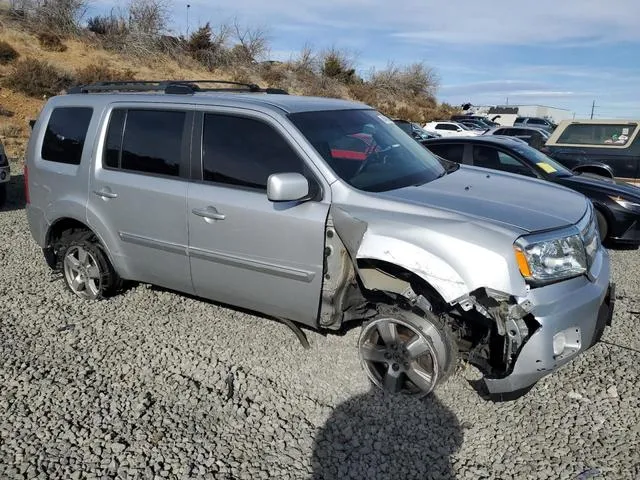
left=41, top=107, right=93, bottom=165
left=426, top=143, right=465, bottom=163
left=119, top=110, right=185, bottom=177
left=473, top=145, right=536, bottom=177
left=556, top=123, right=637, bottom=146
left=103, top=109, right=126, bottom=169
left=514, top=118, right=524, bottom=124
left=528, top=118, right=546, bottom=125
left=436, top=124, right=457, bottom=131
left=202, top=114, right=306, bottom=190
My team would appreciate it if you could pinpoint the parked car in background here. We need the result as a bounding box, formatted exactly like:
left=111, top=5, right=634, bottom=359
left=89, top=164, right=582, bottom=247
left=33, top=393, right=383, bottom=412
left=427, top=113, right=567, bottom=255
left=393, top=119, right=441, bottom=140
left=0, top=141, right=10, bottom=207
left=451, top=114, right=500, bottom=127
left=514, top=116, right=557, bottom=132
left=483, top=126, right=550, bottom=150
left=544, top=119, right=640, bottom=186
left=423, top=121, right=481, bottom=137
left=457, top=119, right=490, bottom=132
left=421, top=135, right=640, bottom=246
left=24, top=79, right=614, bottom=399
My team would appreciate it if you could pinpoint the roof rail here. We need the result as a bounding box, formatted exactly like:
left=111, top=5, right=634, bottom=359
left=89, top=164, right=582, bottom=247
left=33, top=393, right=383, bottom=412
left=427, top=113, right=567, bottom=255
left=66, top=80, right=289, bottom=95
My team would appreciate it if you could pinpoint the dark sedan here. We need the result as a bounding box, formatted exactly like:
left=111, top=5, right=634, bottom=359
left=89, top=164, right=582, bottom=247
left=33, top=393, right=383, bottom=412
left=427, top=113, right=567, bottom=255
left=421, top=135, right=640, bottom=246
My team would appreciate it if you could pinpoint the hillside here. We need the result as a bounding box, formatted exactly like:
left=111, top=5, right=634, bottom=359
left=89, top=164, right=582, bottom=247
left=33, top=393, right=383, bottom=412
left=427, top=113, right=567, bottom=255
left=0, top=3, right=459, bottom=160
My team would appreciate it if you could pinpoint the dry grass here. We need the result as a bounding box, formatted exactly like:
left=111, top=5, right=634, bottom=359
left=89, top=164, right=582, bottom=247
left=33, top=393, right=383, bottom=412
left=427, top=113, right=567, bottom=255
left=0, top=40, right=19, bottom=64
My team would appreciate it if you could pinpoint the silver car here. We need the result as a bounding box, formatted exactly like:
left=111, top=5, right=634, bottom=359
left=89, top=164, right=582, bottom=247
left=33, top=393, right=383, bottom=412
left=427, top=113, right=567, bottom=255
left=24, top=80, right=615, bottom=399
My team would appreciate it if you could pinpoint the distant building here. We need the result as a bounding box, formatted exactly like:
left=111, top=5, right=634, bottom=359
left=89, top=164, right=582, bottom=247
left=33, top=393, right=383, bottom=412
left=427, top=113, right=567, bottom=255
left=466, top=104, right=574, bottom=126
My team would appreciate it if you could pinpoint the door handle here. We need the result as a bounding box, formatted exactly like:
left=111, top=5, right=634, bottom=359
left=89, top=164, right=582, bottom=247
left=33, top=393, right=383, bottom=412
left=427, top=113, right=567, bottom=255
left=93, top=189, right=118, bottom=199
left=192, top=206, right=226, bottom=221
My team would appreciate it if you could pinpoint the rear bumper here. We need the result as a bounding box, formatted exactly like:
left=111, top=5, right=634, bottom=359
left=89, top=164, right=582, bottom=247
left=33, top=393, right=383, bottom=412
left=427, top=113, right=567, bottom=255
left=483, top=247, right=614, bottom=395
left=0, top=165, right=9, bottom=183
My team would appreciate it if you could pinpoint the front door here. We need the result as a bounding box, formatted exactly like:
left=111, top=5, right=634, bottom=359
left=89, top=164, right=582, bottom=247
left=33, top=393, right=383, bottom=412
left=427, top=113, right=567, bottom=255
left=87, top=106, right=194, bottom=294
left=186, top=110, right=330, bottom=325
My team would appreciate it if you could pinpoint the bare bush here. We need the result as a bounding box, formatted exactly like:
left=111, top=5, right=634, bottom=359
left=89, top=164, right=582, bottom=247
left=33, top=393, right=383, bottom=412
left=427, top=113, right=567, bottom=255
left=37, top=32, right=68, bottom=52
left=127, top=0, right=169, bottom=36
left=230, top=19, right=268, bottom=64
left=30, top=0, right=88, bottom=35
left=3, top=57, right=75, bottom=97
left=74, top=61, right=137, bottom=85
left=370, top=61, right=439, bottom=97
left=0, top=41, right=20, bottom=64
left=87, top=12, right=129, bottom=36
left=291, top=43, right=317, bottom=74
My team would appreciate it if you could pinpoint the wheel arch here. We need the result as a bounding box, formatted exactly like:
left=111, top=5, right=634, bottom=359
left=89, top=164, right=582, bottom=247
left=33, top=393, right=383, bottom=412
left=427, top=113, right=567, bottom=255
left=44, top=216, right=122, bottom=276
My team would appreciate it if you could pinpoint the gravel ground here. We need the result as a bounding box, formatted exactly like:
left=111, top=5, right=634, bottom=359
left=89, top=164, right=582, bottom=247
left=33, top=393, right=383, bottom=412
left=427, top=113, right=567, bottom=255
left=1, top=164, right=639, bottom=480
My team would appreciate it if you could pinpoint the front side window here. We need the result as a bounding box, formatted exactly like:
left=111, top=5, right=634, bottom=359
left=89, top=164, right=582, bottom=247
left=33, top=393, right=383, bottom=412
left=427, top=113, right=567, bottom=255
left=288, top=109, right=446, bottom=192
left=41, top=107, right=93, bottom=165
left=556, top=123, right=638, bottom=146
left=202, top=113, right=307, bottom=190
left=436, top=123, right=457, bottom=131
left=472, top=145, right=537, bottom=177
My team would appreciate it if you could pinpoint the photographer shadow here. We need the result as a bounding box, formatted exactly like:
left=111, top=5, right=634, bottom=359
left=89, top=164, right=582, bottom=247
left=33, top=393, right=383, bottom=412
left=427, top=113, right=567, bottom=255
left=311, top=388, right=463, bottom=480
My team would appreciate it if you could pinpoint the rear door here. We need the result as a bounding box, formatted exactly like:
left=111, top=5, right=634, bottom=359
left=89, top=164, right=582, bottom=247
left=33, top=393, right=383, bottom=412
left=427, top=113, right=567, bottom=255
left=87, top=105, right=194, bottom=294
left=186, top=109, right=330, bottom=324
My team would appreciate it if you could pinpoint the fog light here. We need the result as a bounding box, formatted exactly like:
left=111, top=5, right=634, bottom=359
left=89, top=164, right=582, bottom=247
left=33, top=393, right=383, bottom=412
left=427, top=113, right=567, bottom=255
left=553, top=332, right=567, bottom=356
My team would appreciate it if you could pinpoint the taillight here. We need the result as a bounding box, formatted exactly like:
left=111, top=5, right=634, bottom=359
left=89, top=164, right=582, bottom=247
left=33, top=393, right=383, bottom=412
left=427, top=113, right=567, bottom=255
left=24, top=164, right=29, bottom=204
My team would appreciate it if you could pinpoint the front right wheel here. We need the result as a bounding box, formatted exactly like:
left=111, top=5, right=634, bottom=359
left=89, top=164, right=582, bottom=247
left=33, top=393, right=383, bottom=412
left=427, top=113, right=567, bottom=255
left=358, top=305, right=457, bottom=397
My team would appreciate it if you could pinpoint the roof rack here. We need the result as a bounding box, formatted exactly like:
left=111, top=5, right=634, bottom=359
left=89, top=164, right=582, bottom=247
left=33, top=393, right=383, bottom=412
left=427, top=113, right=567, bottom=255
left=66, top=80, right=289, bottom=95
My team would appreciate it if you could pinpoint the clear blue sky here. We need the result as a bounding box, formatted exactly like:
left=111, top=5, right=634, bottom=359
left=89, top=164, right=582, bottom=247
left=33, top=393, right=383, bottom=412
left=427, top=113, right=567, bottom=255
left=90, top=0, right=640, bottom=119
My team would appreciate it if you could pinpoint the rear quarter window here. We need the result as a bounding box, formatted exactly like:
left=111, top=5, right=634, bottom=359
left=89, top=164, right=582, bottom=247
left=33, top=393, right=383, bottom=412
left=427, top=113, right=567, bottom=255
left=41, top=107, right=93, bottom=165
left=556, top=123, right=638, bottom=146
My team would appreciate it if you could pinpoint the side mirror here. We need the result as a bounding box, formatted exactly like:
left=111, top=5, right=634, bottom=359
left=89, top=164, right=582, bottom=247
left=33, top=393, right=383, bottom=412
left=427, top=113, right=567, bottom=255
left=267, top=172, right=310, bottom=202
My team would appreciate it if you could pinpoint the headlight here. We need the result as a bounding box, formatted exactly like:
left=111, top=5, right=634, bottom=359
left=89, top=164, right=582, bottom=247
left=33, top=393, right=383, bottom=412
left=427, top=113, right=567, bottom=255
left=514, top=233, right=587, bottom=284
left=608, top=195, right=640, bottom=213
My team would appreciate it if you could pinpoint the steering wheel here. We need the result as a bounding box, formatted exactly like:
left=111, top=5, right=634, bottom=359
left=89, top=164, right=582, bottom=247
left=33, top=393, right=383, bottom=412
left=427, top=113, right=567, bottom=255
left=352, top=145, right=393, bottom=178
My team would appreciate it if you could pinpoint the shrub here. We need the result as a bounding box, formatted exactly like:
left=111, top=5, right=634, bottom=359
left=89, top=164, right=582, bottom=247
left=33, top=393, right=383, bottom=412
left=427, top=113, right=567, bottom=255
left=32, top=0, right=89, bottom=35
left=4, top=58, right=75, bottom=97
left=37, top=32, right=68, bottom=52
left=319, top=47, right=357, bottom=84
left=0, top=106, right=15, bottom=118
left=0, top=41, right=20, bottom=65
left=74, top=62, right=137, bottom=85
left=87, top=14, right=129, bottom=36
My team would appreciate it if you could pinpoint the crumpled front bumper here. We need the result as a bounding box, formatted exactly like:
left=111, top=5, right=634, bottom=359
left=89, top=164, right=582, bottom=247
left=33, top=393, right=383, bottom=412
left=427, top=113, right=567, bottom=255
left=483, top=247, right=614, bottom=396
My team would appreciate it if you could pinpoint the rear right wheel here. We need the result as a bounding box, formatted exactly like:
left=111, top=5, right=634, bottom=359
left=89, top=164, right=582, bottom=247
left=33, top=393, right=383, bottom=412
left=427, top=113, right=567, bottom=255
left=57, top=229, right=121, bottom=300
left=358, top=305, right=457, bottom=397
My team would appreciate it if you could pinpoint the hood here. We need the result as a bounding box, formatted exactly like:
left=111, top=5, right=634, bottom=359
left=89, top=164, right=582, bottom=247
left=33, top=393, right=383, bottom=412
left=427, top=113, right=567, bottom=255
left=562, top=173, right=640, bottom=200
left=377, top=165, right=588, bottom=233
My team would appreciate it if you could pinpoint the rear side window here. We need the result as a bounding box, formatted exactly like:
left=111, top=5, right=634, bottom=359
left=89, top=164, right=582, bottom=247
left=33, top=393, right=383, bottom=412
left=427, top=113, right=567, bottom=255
left=103, top=109, right=186, bottom=177
left=41, top=107, right=93, bottom=165
left=556, top=123, right=638, bottom=146
left=426, top=143, right=465, bottom=163
left=436, top=123, right=457, bottom=131
left=201, top=113, right=306, bottom=190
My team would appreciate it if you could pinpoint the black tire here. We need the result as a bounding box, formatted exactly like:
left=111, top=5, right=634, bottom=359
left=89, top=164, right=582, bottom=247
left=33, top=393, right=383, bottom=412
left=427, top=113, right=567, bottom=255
left=358, top=304, right=458, bottom=397
left=0, top=184, right=6, bottom=208
left=595, top=209, right=608, bottom=243
left=55, top=228, right=122, bottom=300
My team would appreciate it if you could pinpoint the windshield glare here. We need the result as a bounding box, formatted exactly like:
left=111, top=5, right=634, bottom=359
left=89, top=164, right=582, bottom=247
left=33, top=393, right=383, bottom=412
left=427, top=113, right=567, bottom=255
left=288, top=109, right=447, bottom=192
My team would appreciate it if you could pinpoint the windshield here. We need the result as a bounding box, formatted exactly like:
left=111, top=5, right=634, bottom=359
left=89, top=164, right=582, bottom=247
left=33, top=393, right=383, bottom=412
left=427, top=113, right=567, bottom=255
left=288, top=109, right=447, bottom=192
left=511, top=143, right=574, bottom=177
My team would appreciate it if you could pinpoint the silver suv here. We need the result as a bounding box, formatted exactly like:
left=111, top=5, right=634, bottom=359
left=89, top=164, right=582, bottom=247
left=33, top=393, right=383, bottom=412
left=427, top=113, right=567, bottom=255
left=25, top=80, right=615, bottom=399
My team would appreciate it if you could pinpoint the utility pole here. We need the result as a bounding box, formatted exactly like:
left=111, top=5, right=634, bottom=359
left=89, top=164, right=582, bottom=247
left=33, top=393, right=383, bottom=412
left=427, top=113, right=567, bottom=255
left=186, top=4, right=191, bottom=37
left=590, top=100, right=596, bottom=119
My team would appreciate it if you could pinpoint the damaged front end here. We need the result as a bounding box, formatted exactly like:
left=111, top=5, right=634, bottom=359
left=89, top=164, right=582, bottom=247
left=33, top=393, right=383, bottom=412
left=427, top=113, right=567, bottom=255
left=450, top=288, right=541, bottom=388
